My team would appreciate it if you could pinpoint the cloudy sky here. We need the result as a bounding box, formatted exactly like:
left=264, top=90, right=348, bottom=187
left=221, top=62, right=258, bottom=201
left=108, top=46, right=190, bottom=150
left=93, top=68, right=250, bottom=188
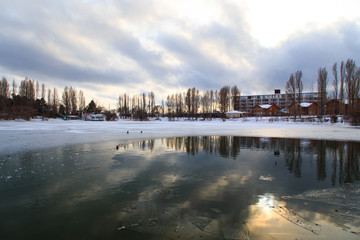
left=1, top=0, right=359, bottom=107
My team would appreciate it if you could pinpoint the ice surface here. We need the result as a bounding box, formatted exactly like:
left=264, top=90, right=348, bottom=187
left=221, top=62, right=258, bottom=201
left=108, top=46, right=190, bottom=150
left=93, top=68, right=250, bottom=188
left=259, top=175, right=275, bottom=181
left=1, top=117, right=359, bottom=155
left=282, top=184, right=360, bottom=236
left=272, top=206, right=321, bottom=234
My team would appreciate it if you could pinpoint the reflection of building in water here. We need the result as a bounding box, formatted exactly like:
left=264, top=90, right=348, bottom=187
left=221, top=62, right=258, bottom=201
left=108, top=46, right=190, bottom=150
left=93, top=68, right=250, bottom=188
left=128, top=136, right=360, bottom=186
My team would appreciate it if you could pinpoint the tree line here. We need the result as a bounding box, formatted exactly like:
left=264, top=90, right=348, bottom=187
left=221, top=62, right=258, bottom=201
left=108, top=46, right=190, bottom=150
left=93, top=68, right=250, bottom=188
left=0, top=77, right=107, bottom=120
left=285, top=58, right=360, bottom=124
left=117, top=85, right=240, bottom=120
left=317, top=58, right=360, bottom=116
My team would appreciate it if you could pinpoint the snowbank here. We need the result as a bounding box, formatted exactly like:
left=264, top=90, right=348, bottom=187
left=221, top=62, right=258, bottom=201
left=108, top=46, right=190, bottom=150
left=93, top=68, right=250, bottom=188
left=0, top=117, right=359, bottom=155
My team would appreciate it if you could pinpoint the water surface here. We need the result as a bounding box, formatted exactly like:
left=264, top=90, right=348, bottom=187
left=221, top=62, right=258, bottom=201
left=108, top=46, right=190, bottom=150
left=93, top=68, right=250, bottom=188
left=0, top=136, right=359, bottom=239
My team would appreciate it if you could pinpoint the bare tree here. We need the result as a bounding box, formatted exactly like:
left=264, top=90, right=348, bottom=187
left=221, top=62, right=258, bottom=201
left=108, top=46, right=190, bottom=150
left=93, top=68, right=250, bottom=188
left=41, top=83, right=46, bottom=100
left=214, top=90, right=219, bottom=112
left=62, top=86, right=70, bottom=115
left=69, top=87, right=77, bottom=115
left=142, top=93, right=147, bottom=114
left=12, top=79, right=17, bottom=99
left=295, top=71, right=303, bottom=118
left=210, top=90, right=214, bottom=113
left=19, top=78, right=27, bottom=97
left=147, top=91, right=155, bottom=116
left=47, top=89, right=52, bottom=107
left=344, top=59, right=359, bottom=112
left=185, top=88, right=191, bottom=115
left=332, top=63, right=338, bottom=99
left=18, top=78, right=35, bottom=101
left=118, top=93, right=129, bottom=117
left=286, top=73, right=296, bottom=119
left=36, top=81, right=40, bottom=100
left=295, top=71, right=303, bottom=102
left=340, top=61, right=345, bottom=103
left=166, top=95, right=174, bottom=116
left=231, top=85, right=240, bottom=110
left=317, top=67, right=328, bottom=117
left=52, top=88, right=59, bottom=115
left=219, top=86, right=230, bottom=114
left=78, top=90, right=86, bottom=116
left=191, top=87, right=200, bottom=116
left=0, top=77, right=10, bottom=98
left=161, top=99, right=165, bottom=117
left=28, top=79, right=35, bottom=101
left=201, top=90, right=211, bottom=114
left=175, top=93, right=183, bottom=116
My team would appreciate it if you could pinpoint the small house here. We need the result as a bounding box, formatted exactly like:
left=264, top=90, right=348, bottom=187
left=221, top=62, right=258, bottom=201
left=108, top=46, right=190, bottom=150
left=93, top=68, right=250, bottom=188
left=252, top=104, right=280, bottom=116
left=326, top=99, right=346, bottom=115
left=289, top=102, right=318, bottom=116
left=225, top=110, right=248, bottom=118
left=299, top=102, right=318, bottom=115
left=90, top=114, right=105, bottom=121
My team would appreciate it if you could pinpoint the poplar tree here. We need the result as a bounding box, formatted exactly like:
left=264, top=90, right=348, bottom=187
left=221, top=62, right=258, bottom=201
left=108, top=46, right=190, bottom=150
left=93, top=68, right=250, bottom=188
left=295, top=70, right=303, bottom=118
left=0, top=77, right=10, bottom=98
left=231, top=85, right=240, bottom=111
left=317, top=67, right=328, bottom=117
left=219, top=86, right=230, bottom=114
left=62, top=86, right=70, bottom=115
left=332, top=63, right=338, bottom=99
left=286, top=73, right=296, bottom=119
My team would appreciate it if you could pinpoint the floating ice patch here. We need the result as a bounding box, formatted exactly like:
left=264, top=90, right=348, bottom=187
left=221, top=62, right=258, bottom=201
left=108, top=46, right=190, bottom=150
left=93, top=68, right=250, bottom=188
left=259, top=175, right=274, bottom=181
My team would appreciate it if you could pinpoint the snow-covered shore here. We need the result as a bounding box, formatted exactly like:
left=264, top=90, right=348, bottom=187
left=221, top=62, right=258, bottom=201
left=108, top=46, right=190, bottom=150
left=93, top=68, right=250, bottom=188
left=0, top=117, right=359, bottom=155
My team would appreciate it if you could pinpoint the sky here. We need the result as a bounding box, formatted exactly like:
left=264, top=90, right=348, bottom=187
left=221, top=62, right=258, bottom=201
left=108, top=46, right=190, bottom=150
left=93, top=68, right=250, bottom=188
left=0, top=0, right=360, bottom=108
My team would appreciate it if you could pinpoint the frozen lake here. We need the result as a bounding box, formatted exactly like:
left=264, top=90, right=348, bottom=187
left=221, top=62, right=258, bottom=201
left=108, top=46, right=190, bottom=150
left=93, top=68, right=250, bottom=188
left=0, top=136, right=359, bottom=239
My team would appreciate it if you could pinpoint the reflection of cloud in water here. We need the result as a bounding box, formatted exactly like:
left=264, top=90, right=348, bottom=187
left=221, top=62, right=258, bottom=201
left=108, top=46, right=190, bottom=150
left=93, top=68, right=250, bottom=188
left=197, top=172, right=253, bottom=201
left=282, top=184, right=360, bottom=236
left=257, top=193, right=276, bottom=211
left=1, top=136, right=360, bottom=239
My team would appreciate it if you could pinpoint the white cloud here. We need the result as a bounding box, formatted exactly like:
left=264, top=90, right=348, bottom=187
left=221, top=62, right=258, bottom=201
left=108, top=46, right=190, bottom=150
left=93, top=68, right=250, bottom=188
left=246, top=0, right=360, bottom=47
left=0, top=0, right=359, bottom=107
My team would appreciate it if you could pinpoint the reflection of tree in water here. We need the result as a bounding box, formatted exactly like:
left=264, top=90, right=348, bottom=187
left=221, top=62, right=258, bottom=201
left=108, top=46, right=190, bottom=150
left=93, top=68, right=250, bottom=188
left=328, top=141, right=339, bottom=186
left=342, top=143, right=360, bottom=184
left=131, top=139, right=155, bottom=152
left=218, top=136, right=230, bottom=158
left=145, top=137, right=360, bottom=186
left=316, top=140, right=327, bottom=181
left=283, top=139, right=302, bottom=178
left=231, top=137, right=241, bottom=159
left=185, top=136, right=200, bottom=155
left=323, top=140, right=360, bottom=185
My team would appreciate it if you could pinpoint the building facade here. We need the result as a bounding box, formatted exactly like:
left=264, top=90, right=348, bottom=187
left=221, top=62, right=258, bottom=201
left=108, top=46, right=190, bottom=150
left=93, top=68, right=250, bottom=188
left=326, top=99, right=346, bottom=115
left=234, top=90, right=320, bottom=114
